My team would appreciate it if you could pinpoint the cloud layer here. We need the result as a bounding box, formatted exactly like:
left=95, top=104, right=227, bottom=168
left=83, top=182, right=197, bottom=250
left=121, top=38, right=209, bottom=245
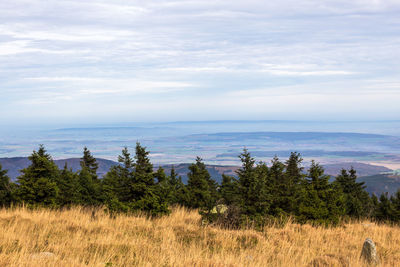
left=1, top=0, right=399, bottom=124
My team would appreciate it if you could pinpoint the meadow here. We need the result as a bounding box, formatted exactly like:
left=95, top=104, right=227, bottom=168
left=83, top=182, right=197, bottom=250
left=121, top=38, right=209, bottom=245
left=0, top=206, right=399, bottom=266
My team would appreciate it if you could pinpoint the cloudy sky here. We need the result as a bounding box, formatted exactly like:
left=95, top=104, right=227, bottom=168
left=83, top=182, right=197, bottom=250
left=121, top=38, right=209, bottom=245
left=1, top=0, right=399, bottom=125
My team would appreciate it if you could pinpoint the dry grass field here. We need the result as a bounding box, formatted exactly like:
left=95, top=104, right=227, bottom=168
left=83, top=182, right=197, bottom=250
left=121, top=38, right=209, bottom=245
left=0, top=206, right=399, bottom=267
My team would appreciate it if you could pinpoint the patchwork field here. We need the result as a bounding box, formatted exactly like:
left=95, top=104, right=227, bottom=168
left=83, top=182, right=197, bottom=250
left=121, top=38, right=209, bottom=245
left=0, top=207, right=399, bottom=266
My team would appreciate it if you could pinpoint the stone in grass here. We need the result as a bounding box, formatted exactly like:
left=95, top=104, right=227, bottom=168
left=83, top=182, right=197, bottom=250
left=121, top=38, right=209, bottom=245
left=30, top=252, right=56, bottom=260
left=360, top=238, right=380, bottom=265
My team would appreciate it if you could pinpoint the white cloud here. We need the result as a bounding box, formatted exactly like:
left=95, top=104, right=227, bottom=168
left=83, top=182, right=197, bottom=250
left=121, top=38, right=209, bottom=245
left=0, top=0, right=399, bottom=123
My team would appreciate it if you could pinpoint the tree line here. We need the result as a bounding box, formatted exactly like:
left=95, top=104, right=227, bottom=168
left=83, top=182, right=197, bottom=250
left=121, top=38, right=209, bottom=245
left=0, top=143, right=399, bottom=226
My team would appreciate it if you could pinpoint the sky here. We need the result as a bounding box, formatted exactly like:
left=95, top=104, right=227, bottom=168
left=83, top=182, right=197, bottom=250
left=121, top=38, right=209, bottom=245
left=1, top=0, right=400, bottom=125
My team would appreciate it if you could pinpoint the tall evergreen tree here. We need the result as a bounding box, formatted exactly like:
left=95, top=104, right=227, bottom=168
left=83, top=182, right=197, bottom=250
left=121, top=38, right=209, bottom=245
left=220, top=174, right=240, bottom=205
left=77, top=147, right=102, bottom=205
left=16, top=145, right=59, bottom=206
left=375, top=193, right=395, bottom=222
left=77, top=166, right=102, bottom=205
left=80, top=147, right=99, bottom=178
left=186, top=157, right=217, bottom=210
left=168, top=166, right=190, bottom=206
left=236, top=150, right=270, bottom=217
left=103, top=147, right=132, bottom=201
left=390, top=190, right=400, bottom=222
left=297, top=161, right=344, bottom=225
left=102, top=147, right=134, bottom=213
left=0, top=164, right=13, bottom=206
left=130, top=142, right=169, bottom=215
left=334, top=168, right=371, bottom=218
left=56, top=163, right=80, bottom=206
left=268, top=156, right=285, bottom=216
left=281, top=152, right=304, bottom=214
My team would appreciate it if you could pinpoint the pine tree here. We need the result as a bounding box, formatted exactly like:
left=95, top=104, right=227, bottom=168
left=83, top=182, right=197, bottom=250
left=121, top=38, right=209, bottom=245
left=16, top=145, right=59, bottom=207
left=131, top=143, right=169, bottom=215
left=80, top=147, right=99, bottom=178
left=56, top=163, right=80, bottom=206
left=268, top=156, right=285, bottom=216
left=77, top=166, right=102, bottom=206
left=371, top=193, right=379, bottom=218
left=103, top=144, right=169, bottom=215
left=186, top=157, right=217, bottom=210
left=390, top=190, right=400, bottom=222
left=154, top=167, right=172, bottom=206
left=220, top=174, right=240, bottom=205
left=297, top=161, right=344, bottom=225
left=103, top=146, right=133, bottom=203
left=335, top=168, right=371, bottom=218
left=77, top=147, right=102, bottom=205
left=102, top=147, right=134, bottom=213
left=375, top=193, right=395, bottom=222
left=281, top=152, right=304, bottom=214
left=236, top=149, right=270, bottom=217
left=0, top=164, right=13, bottom=206
left=168, top=166, right=190, bottom=206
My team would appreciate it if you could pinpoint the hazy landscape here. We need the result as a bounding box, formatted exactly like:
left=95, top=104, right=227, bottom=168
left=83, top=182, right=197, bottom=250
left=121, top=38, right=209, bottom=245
left=1, top=0, right=400, bottom=266
left=2, top=120, right=400, bottom=166
left=2, top=120, right=400, bottom=197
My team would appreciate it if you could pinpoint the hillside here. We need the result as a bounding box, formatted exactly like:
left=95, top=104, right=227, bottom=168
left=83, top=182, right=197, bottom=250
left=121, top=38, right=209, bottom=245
left=0, top=206, right=398, bottom=266
left=359, top=174, right=400, bottom=196
left=0, top=157, right=117, bottom=181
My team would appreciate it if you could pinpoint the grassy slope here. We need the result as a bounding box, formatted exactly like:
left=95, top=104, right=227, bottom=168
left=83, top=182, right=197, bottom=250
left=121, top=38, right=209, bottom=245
left=0, top=207, right=399, bottom=266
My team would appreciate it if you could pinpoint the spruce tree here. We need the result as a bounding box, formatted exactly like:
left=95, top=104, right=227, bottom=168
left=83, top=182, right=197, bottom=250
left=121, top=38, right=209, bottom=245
left=168, top=167, right=190, bottom=206
left=281, top=152, right=304, bottom=214
left=131, top=143, right=169, bottom=215
left=268, top=156, right=285, bottom=216
left=154, top=167, right=173, bottom=207
left=236, top=150, right=270, bottom=217
left=0, top=164, right=13, bottom=206
left=335, top=168, right=371, bottom=218
left=375, top=193, right=395, bottom=222
left=220, top=174, right=240, bottom=205
left=103, top=146, right=133, bottom=203
left=77, top=166, right=102, bottom=205
left=297, top=161, right=344, bottom=225
left=103, top=144, right=169, bottom=215
left=186, top=157, right=216, bottom=210
left=102, top=147, right=134, bottom=213
left=56, top=163, right=80, bottom=206
left=77, top=147, right=102, bottom=205
left=16, top=145, right=59, bottom=207
left=390, top=190, right=400, bottom=222
left=80, top=147, right=99, bottom=178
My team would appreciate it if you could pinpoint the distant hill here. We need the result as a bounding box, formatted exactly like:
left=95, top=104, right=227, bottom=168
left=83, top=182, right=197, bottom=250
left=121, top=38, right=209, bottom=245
left=160, top=164, right=238, bottom=184
left=317, top=162, right=391, bottom=177
left=359, top=174, right=400, bottom=196
left=0, top=157, right=117, bottom=181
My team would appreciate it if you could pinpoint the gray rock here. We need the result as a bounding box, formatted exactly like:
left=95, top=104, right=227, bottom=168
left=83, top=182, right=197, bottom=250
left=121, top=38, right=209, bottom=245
left=360, top=238, right=380, bottom=265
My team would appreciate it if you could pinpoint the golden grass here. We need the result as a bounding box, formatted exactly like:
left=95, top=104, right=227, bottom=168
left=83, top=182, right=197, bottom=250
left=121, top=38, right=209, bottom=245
left=0, top=206, right=399, bottom=266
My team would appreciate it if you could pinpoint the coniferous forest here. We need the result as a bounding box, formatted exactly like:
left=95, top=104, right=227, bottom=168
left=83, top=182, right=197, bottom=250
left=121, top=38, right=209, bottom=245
left=1, top=143, right=400, bottom=227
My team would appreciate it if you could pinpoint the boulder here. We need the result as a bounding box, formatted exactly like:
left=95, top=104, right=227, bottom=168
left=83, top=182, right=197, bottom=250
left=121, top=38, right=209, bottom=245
left=360, top=238, right=380, bottom=265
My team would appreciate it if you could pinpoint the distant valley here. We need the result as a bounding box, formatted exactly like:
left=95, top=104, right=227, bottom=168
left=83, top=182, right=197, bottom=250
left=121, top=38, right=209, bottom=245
left=2, top=122, right=400, bottom=197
